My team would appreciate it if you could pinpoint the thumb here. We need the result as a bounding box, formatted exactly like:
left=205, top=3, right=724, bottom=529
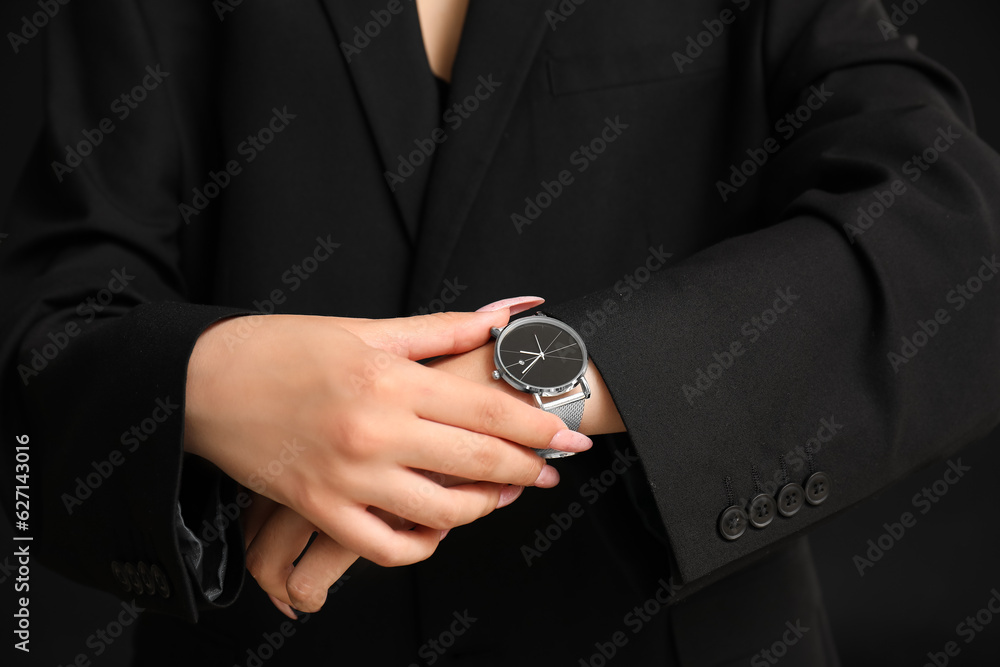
left=350, top=296, right=544, bottom=360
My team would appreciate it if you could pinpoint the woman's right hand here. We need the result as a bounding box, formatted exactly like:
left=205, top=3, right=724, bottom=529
left=240, top=469, right=515, bottom=616
left=183, top=301, right=593, bottom=573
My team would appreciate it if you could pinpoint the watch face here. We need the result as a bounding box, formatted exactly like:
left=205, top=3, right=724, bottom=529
left=494, top=316, right=587, bottom=394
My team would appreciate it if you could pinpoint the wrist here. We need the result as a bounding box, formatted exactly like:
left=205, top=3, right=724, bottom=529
left=490, top=355, right=623, bottom=436
left=183, top=316, right=246, bottom=457
left=579, top=360, right=625, bottom=435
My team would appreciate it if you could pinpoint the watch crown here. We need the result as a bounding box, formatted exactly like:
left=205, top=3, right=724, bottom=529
left=492, top=370, right=501, bottom=380
left=490, top=327, right=502, bottom=338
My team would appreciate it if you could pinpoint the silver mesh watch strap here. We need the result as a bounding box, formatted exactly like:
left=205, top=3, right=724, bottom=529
left=534, top=394, right=586, bottom=459
left=549, top=398, right=585, bottom=431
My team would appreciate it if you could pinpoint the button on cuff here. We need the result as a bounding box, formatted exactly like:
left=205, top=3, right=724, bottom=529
left=777, top=482, right=805, bottom=517
left=719, top=505, right=748, bottom=541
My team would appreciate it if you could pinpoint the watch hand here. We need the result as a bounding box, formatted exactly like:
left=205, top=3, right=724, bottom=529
left=546, top=343, right=578, bottom=355
left=521, top=355, right=542, bottom=376
left=534, top=334, right=545, bottom=359
left=519, top=351, right=542, bottom=356
left=542, top=332, right=562, bottom=354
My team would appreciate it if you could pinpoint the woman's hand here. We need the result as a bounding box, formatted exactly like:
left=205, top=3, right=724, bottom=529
left=230, top=301, right=624, bottom=614
left=425, top=342, right=626, bottom=436
left=184, top=299, right=593, bottom=595
left=241, top=469, right=518, bottom=615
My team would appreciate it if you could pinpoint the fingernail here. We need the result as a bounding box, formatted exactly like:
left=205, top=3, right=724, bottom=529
left=534, top=465, right=560, bottom=488
left=439, top=529, right=450, bottom=541
left=547, top=429, right=593, bottom=453
left=268, top=594, right=299, bottom=620
left=476, top=296, right=545, bottom=315
left=496, top=484, right=525, bottom=509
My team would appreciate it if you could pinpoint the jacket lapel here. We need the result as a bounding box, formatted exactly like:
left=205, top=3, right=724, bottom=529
left=406, top=0, right=560, bottom=309
left=318, top=0, right=439, bottom=241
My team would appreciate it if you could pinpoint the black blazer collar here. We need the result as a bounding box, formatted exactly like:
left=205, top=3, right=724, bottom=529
left=319, top=0, right=560, bottom=305
left=410, top=0, right=560, bottom=308
left=318, top=0, right=440, bottom=241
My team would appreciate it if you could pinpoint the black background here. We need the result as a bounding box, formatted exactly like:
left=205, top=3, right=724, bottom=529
left=1, top=1, right=998, bottom=665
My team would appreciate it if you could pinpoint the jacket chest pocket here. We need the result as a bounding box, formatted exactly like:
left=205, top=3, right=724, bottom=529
left=546, top=42, right=728, bottom=96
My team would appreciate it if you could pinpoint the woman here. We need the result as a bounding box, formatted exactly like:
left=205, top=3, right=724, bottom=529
left=3, top=0, right=999, bottom=664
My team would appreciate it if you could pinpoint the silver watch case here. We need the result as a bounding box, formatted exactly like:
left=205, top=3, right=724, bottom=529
left=490, top=315, right=590, bottom=400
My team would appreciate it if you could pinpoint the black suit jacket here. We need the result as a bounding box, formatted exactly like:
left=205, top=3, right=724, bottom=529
left=3, top=0, right=1000, bottom=665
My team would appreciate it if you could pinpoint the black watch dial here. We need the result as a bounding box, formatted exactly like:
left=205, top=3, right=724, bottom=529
left=495, top=317, right=587, bottom=392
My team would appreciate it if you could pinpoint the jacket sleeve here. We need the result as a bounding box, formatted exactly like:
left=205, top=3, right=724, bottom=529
left=544, top=0, right=1000, bottom=596
left=0, top=1, right=250, bottom=621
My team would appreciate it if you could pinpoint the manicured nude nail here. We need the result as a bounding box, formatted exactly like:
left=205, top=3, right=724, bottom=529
left=534, top=465, right=560, bottom=488
left=497, top=484, right=525, bottom=509
left=475, top=296, right=545, bottom=315
left=548, top=429, right=593, bottom=453
left=268, top=594, right=298, bottom=620
left=439, top=529, right=450, bottom=541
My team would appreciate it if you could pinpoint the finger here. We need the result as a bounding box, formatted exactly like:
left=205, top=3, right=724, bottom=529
left=414, top=469, right=474, bottom=488
left=474, top=296, right=546, bottom=315
left=343, top=308, right=532, bottom=361
left=284, top=534, right=361, bottom=612
left=367, top=505, right=414, bottom=530
left=363, top=469, right=508, bottom=530
left=306, top=502, right=442, bottom=569
left=243, top=493, right=282, bottom=550
left=409, top=364, right=589, bottom=454
left=245, top=506, right=316, bottom=606
left=268, top=594, right=299, bottom=620
left=395, top=420, right=552, bottom=487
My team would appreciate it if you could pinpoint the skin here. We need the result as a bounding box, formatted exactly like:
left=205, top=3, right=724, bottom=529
left=184, top=302, right=623, bottom=615
left=415, top=0, right=470, bottom=81
left=190, top=6, right=629, bottom=617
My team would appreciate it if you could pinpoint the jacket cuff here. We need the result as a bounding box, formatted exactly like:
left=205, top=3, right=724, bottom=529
left=21, top=302, right=252, bottom=621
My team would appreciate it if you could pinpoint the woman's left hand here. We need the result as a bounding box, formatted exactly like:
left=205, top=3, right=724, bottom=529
left=242, top=319, right=623, bottom=615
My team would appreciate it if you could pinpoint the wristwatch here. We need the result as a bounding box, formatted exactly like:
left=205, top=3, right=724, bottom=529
left=490, top=314, right=590, bottom=459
